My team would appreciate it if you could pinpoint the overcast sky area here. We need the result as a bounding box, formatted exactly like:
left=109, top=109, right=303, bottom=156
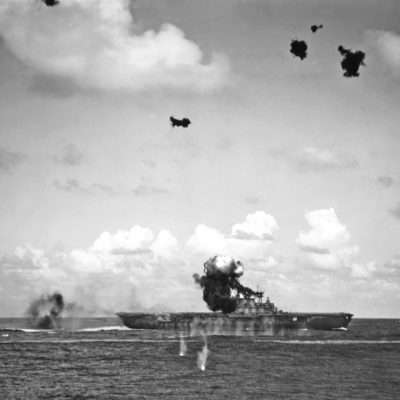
left=1, top=0, right=400, bottom=317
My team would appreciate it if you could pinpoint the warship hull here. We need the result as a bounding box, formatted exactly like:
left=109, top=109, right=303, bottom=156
left=117, top=311, right=353, bottom=334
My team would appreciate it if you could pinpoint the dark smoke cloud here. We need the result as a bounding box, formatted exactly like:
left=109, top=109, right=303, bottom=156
left=290, top=40, right=308, bottom=60
left=0, top=147, right=26, bottom=173
left=170, top=116, right=191, bottom=128
left=311, top=24, right=323, bottom=33
left=377, top=176, right=394, bottom=188
left=338, top=46, right=366, bottom=77
left=26, top=292, right=85, bottom=329
left=389, top=202, right=400, bottom=220
left=54, top=144, right=84, bottom=166
left=27, top=292, right=64, bottom=329
left=193, top=256, right=262, bottom=314
left=42, top=0, right=60, bottom=7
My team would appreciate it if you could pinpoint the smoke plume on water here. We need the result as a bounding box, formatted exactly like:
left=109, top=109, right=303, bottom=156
left=27, top=292, right=65, bottom=329
left=197, top=332, right=209, bottom=371
left=26, top=292, right=83, bottom=329
left=193, top=255, right=262, bottom=313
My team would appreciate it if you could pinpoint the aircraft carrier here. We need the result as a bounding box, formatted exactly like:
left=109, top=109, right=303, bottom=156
left=117, top=295, right=353, bottom=335
left=117, top=256, right=353, bottom=335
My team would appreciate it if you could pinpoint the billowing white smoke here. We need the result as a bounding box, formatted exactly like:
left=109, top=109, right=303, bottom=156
left=203, top=255, right=244, bottom=277
left=0, top=0, right=229, bottom=92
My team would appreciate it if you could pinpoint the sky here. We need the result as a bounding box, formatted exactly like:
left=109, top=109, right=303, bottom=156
left=0, top=0, right=400, bottom=317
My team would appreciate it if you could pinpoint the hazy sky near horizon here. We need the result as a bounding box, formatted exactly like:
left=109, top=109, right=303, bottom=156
left=1, top=0, right=400, bottom=317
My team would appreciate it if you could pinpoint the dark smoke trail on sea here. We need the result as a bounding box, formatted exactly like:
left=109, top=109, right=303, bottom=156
left=27, top=292, right=65, bottom=329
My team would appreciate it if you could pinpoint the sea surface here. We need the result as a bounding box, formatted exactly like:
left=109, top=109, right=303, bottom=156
left=1, top=318, right=400, bottom=399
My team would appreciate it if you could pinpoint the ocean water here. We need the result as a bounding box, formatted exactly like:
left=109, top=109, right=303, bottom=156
left=1, top=318, right=400, bottom=399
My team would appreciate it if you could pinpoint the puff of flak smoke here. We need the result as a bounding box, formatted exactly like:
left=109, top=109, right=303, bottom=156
left=193, top=255, right=260, bottom=314
left=42, top=0, right=60, bottom=6
left=27, top=292, right=64, bottom=329
left=290, top=40, right=308, bottom=60
left=338, top=45, right=366, bottom=77
left=170, top=116, right=191, bottom=128
left=310, top=24, right=323, bottom=33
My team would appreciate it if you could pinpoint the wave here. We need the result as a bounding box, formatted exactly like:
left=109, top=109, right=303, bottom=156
left=265, top=340, right=400, bottom=344
left=1, top=326, right=128, bottom=333
left=0, top=338, right=188, bottom=344
left=1, top=337, right=400, bottom=345
left=77, top=326, right=130, bottom=332
left=0, top=328, right=56, bottom=333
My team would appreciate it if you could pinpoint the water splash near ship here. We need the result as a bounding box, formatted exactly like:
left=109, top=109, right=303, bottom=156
left=179, top=332, right=187, bottom=356
left=197, top=331, right=209, bottom=371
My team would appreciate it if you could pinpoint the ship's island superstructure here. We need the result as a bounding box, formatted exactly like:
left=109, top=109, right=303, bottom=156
left=117, top=256, right=353, bottom=334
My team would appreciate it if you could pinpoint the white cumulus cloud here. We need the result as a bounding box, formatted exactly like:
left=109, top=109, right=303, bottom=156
left=90, top=225, right=154, bottom=254
left=351, top=262, right=377, bottom=279
left=0, top=0, right=229, bottom=92
left=231, top=211, right=279, bottom=240
left=1, top=214, right=399, bottom=317
left=0, top=226, right=196, bottom=315
left=186, top=224, right=227, bottom=255
left=186, top=212, right=280, bottom=273
left=297, top=208, right=374, bottom=279
left=297, top=208, right=351, bottom=254
left=296, top=147, right=358, bottom=171
left=367, top=30, right=400, bottom=76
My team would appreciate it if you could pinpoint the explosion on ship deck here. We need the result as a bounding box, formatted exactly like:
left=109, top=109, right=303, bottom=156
left=27, top=292, right=65, bottom=329
left=193, top=255, right=262, bottom=313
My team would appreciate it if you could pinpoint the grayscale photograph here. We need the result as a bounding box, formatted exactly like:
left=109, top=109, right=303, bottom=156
left=0, top=0, right=399, bottom=399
